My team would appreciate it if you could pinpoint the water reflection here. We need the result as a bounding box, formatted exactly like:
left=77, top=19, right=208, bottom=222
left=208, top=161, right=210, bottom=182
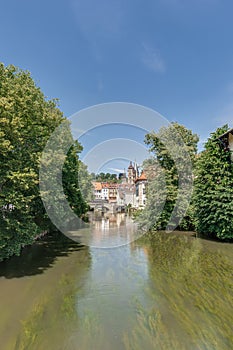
left=71, top=243, right=150, bottom=349
left=0, top=232, right=85, bottom=278
left=72, top=231, right=233, bottom=350
left=0, top=234, right=91, bottom=350
left=67, top=213, right=141, bottom=248
left=126, top=233, right=233, bottom=350
left=0, top=220, right=232, bottom=350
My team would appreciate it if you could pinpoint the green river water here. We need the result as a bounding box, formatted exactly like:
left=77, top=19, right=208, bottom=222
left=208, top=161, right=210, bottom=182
left=0, top=214, right=232, bottom=350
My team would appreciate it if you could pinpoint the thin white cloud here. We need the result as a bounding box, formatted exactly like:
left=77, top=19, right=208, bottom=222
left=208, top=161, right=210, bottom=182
left=72, top=0, right=125, bottom=40
left=108, top=167, right=124, bottom=173
left=71, top=0, right=126, bottom=61
left=141, top=43, right=166, bottom=73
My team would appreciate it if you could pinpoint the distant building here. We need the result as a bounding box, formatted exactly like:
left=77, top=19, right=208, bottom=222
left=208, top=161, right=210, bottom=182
left=218, top=127, right=233, bottom=162
left=135, top=171, right=147, bottom=208
left=134, top=161, right=140, bottom=178
left=117, top=183, right=136, bottom=207
left=92, top=182, right=109, bottom=201
left=92, top=161, right=144, bottom=207
left=118, top=172, right=127, bottom=183
left=93, top=182, right=102, bottom=200
left=101, top=183, right=109, bottom=200
left=127, top=161, right=136, bottom=184
left=116, top=187, right=125, bottom=206
left=108, top=183, right=118, bottom=203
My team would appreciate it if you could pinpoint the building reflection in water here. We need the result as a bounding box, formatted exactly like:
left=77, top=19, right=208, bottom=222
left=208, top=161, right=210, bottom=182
left=67, top=213, right=141, bottom=248
left=92, top=213, right=125, bottom=232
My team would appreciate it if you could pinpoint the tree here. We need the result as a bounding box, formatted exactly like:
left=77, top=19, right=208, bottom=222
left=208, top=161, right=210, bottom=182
left=95, top=172, right=118, bottom=183
left=77, top=161, right=94, bottom=203
left=137, top=122, right=199, bottom=232
left=0, top=63, right=87, bottom=260
left=62, top=143, right=88, bottom=217
left=193, top=125, right=233, bottom=240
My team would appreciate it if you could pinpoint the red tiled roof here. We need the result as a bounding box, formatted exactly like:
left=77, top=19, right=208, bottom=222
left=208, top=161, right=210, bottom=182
left=92, top=182, right=102, bottom=190
left=108, top=183, right=118, bottom=188
left=135, top=171, right=147, bottom=183
left=102, top=183, right=109, bottom=188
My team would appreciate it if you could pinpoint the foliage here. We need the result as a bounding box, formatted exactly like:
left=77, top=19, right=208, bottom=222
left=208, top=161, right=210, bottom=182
left=78, top=161, right=94, bottom=203
left=137, top=122, right=199, bottom=231
left=193, top=125, right=233, bottom=240
left=95, top=172, right=118, bottom=183
left=0, top=63, right=87, bottom=261
left=62, top=142, right=88, bottom=217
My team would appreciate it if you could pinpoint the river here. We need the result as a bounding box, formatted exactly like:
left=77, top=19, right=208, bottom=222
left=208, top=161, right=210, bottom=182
left=0, top=213, right=232, bottom=350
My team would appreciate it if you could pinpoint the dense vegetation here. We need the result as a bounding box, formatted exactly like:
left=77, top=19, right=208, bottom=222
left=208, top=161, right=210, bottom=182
left=0, top=62, right=232, bottom=263
left=138, top=122, right=233, bottom=240
left=95, top=172, right=118, bottom=183
left=78, top=162, right=94, bottom=203
left=193, top=125, right=233, bottom=240
left=0, top=63, right=87, bottom=261
left=137, top=122, right=199, bottom=232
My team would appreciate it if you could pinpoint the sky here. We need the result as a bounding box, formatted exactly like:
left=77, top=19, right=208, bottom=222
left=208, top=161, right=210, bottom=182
left=1, top=0, right=233, bottom=173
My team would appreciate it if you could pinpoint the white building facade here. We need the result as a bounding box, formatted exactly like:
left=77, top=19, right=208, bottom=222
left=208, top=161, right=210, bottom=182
left=135, top=172, right=147, bottom=208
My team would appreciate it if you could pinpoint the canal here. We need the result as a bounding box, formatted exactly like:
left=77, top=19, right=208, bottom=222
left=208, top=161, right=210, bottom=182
left=0, top=214, right=232, bottom=349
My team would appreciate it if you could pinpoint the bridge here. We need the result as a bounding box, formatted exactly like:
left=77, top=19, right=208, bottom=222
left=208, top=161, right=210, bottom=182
left=89, top=200, right=125, bottom=214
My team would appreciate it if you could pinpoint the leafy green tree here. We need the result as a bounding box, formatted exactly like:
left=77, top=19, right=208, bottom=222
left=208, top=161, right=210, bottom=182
left=96, top=172, right=106, bottom=181
left=0, top=63, right=87, bottom=260
left=137, top=122, right=199, bottom=232
left=95, top=172, right=118, bottom=183
left=62, top=143, right=88, bottom=216
left=90, top=172, right=96, bottom=180
left=77, top=161, right=94, bottom=203
left=193, top=125, right=233, bottom=240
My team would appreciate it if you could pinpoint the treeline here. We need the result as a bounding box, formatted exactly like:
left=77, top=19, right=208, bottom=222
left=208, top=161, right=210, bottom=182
left=0, top=63, right=90, bottom=261
left=94, top=172, right=118, bottom=183
left=138, top=122, right=233, bottom=241
left=0, top=63, right=232, bottom=264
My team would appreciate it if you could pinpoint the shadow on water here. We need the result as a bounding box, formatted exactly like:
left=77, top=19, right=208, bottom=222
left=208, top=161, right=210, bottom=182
left=0, top=231, right=86, bottom=278
left=195, top=231, right=233, bottom=243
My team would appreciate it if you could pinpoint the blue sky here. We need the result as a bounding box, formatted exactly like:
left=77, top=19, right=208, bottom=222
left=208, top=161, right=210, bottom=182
left=1, top=0, right=233, bottom=173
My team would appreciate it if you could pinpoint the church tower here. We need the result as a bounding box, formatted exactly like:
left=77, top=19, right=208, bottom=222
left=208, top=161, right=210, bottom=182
left=127, top=161, right=136, bottom=184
